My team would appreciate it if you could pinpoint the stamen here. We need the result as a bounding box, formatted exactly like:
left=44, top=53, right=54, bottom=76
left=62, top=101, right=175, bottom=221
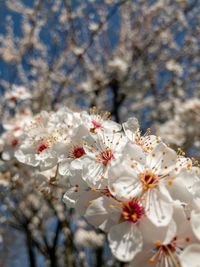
left=121, top=199, right=144, bottom=223
left=96, top=149, right=114, bottom=166
left=140, top=172, right=159, bottom=191
left=149, top=239, right=181, bottom=267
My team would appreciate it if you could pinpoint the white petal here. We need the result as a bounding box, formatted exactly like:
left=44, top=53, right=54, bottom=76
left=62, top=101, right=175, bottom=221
left=179, top=244, right=200, bottom=267
left=146, top=142, right=177, bottom=174
left=59, top=159, right=71, bottom=176
left=129, top=250, right=153, bottom=267
left=108, top=221, right=143, bottom=262
left=191, top=210, right=200, bottom=241
left=68, top=168, right=88, bottom=189
left=84, top=196, right=120, bottom=230
left=15, top=149, right=38, bottom=167
left=39, top=157, right=57, bottom=171
left=167, top=177, right=194, bottom=205
left=108, top=160, right=142, bottom=201
left=146, top=189, right=173, bottom=226
left=75, top=190, right=101, bottom=216
left=63, top=188, right=79, bottom=208
left=122, top=117, right=139, bottom=141
left=162, top=219, right=177, bottom=245
left=139, top=217, right=176, bottom=245
left=123, top=143, right=146, bottom=163
left=103, top=120, right=122, bottom=132
left=82, top=160, right=106, bottom=189
left=172, top=201, right=196, bottom=242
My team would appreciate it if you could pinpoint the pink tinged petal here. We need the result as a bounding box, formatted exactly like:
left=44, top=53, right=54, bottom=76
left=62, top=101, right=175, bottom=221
left=108, top=221, right=143, bottom=262
left=179, top=244, right=200, bottom=267
left=191, top=211, right=200, bottom=241
left=146, top=189, right=173, bottom=226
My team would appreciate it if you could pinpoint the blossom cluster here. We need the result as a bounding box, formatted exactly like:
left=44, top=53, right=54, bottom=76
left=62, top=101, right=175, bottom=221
left=1, top=107, right=200, bottom=267
left=157, top=98, right=200, bottom=151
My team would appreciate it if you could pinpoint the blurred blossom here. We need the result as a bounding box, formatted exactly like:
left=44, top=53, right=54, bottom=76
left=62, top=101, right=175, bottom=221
left=0, top=0, right=200, bottom=266
left=74, top=229, right=105, bottom=248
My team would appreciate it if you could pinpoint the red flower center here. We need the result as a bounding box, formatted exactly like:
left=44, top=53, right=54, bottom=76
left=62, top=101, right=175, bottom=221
left=11, top=138, right=19, bottom=147
left=122, top=199, right=144, bottom=223
left=90, top=120, right=102, bottom=133
left=140, top=172, right=158, bottom=191
left=14, top=126, right=21, bottom=131
left=73, top=146, right=86, bottom=159
left=97, top=149, right=114, bottom=166
left=37, top=143, right=48, bottom=153
left=92, top=120, right=102, bottom=129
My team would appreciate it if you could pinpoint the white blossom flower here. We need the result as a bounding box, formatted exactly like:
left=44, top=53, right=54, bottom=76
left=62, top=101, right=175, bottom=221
left=130, top=202, right=199, bottom=267
left=81, top=109, right=122, bottom=134
left=85, top=193, right=176, bottom=262
left=108, top=142, right=178, bottom=226
left=5, top=85, right=31, bottom=102
left=123, top=117, right=161, bottom=153
left=81, top=131, right=127, bottom=189
left=74, top=228, right=105, bottom=248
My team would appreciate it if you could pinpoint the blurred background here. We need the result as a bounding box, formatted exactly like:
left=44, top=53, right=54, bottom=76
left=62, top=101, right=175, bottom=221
left=0, top=0, right=200, bottom=266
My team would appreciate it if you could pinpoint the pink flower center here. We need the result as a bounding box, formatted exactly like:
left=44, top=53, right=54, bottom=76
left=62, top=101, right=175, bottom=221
left=122, top=199, right=144, bottom=223
left=90, top=120, right=102, bottom=133
left=37, top=143, right=48, bottom=153
left=14, top=126, right=21, bottom=131
left=97, top=149, right=114, bottom=166
left=11, top=138, right=19, bottom=147
left=73, top=146, right=86, bottom=159
left=92, top=120, right=102, bottom=129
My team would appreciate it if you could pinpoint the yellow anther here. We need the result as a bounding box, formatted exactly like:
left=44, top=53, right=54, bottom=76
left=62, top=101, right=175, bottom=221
left=155, top=240, right=162, bottom=248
